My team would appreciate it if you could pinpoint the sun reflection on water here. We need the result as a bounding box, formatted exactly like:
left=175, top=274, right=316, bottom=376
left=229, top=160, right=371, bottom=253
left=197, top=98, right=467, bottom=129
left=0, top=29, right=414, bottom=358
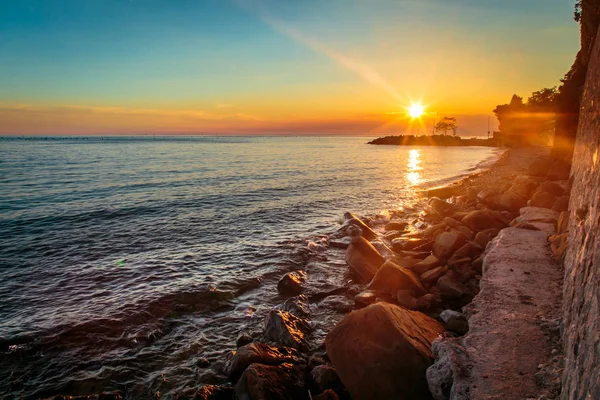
left=406, top=149, right=422, bottom=186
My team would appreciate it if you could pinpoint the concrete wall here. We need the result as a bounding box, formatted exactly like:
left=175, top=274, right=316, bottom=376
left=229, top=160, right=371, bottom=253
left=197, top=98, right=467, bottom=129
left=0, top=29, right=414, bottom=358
left=562, top=27, right=600, bottom=400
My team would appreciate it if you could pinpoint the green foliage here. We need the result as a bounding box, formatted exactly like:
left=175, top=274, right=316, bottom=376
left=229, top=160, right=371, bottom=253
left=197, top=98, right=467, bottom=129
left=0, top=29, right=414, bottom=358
left=434, top=116, right=458, bottom=136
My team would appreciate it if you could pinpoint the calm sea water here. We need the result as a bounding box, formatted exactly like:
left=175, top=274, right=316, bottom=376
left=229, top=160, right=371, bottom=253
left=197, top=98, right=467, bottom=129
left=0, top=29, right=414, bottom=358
left=0, top=136, right=500, bottom=399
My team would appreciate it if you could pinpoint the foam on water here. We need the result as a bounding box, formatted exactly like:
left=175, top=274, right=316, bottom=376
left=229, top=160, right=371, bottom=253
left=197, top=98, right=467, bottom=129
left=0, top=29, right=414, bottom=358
left=0, top=136, right=501, bottom=398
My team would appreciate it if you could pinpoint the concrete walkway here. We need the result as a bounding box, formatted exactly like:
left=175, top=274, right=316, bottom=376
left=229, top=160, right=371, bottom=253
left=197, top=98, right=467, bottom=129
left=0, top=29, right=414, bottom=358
left=427, top=208, right=563, bottom=399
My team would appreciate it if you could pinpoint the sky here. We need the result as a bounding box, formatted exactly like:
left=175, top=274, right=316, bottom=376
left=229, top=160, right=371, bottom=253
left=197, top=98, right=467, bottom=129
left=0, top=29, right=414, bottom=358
left=0, top=0, right=580, bottom=135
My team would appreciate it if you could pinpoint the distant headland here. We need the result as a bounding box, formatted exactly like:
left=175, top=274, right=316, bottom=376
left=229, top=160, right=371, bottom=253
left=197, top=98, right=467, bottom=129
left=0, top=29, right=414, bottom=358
left=368, top=134, right=498, bottom=147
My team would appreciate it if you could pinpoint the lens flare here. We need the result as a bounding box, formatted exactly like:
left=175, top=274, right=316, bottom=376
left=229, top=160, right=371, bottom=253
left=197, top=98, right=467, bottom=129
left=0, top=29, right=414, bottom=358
left=408, top=103, right=425, bottom=119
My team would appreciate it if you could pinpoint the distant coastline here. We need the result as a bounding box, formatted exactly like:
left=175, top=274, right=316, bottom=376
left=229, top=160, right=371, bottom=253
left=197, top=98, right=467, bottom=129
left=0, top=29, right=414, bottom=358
left=368, top=134, right=498, bottom=147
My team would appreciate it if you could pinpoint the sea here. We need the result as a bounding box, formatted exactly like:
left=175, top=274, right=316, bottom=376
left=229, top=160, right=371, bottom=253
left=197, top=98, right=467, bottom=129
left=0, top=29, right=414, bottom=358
left=0, top=136, right=501, bottom=399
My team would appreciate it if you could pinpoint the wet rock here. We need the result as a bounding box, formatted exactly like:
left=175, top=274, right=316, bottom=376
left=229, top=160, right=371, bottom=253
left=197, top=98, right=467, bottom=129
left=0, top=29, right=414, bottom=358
left=195, top=385, right=235, bottom=400
left=474, top=232, right=492, bottom=249
left=236, top=333, right=253, bottom=348
left=391, top=237, right=429, bottom=252
left=412, top=255, right=441, bottom=275
left=370, top=239, right=395, bottom=259
left=427, top=186, right=457, bottom=199
left=328, top=237, right=353, bottom=249
left=325, top=303, right=444, bottom=400
left=433, top=231, right=467, bottom=260
left=345, top=236, right=385, bottom=283
left=281, top=295, right=310, bottom=317
left=344, top=212, right=377, bottom=241
left=428, top=197, right=456, bottom=217
left=310, top=365, right=343, bottom=393
left=317, top=295, right=353, bottom=314
left=43, top=393, right=124, bottom=400
left=197, top=357, right=211, bottom=368
left=277, top=271, right=307, bottom=295
left=264, top=309, right=310, bottom=351
left=225, top=342, right=301, bottom=382
left=385, top=221, right=408, bottom=231
left=367, top=260, right=427, bottom=297
left=383, top=230, right=405, bottom=241
left=529, top=190, right=557, bottom=209
left=461, top=210, right=506, bottom=232
left=235, top=362, right=307, bottom=400
left=420, top=266, right=448, bottom=285
left=354, top=291, right=378, bottom=308
left=437, top=272, right=468, bottom=299
left=440, top=310, right=469, bottom=335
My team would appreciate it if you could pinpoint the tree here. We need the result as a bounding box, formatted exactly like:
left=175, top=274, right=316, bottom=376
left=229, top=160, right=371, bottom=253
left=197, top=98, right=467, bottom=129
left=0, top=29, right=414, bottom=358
left=527, top=87, right=558, bottom=111
left=434, top=117, right=458, bottom=136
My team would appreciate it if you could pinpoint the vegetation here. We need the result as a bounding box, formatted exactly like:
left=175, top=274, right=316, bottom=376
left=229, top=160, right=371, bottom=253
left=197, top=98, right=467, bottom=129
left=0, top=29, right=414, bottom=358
left=368, top=134, right=496, bottom=147
left=434, top=117, right=458, bottom=136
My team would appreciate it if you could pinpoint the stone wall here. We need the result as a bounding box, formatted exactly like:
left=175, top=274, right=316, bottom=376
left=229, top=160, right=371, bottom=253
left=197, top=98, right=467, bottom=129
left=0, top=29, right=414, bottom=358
left=561, top=26, right=600, bottom=400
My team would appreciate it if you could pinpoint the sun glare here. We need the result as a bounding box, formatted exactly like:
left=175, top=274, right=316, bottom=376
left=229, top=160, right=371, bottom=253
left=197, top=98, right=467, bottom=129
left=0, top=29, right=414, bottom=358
left=408, top=103, right=425, bottom=119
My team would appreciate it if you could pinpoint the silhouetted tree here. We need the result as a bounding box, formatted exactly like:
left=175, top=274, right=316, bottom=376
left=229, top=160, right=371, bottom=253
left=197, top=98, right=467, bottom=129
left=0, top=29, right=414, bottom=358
left=434, top=117, right=458, bottom=135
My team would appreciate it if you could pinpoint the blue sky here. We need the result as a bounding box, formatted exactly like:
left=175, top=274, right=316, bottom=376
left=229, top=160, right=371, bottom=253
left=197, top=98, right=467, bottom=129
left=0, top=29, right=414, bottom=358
left=0, top=0, right=580, bottom=134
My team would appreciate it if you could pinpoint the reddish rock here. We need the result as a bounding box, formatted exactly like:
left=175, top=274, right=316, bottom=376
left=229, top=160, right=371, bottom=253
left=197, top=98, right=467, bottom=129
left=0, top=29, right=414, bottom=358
left=529, top=191, right=557, bottom=209
left=235, top=363, right=307, bottom=400
left=420, top=266, right=448, bottom=285
left=277, top=271, right=306, bottom=295
left=225, top=342, right=301, bottom=382
left=433, top=231, right=467, bottom=260
left=461, top=210, right=506, bottom=232
left=412, top=255, right=441, bottom=275
left=538, top=181, right=565, bottom=197
left=528, top=157, right=554, bottom=177
left=345, top=236, right=385, bottom=283
left=264, top=309, right=310, bottom=350
left=194, top=385, right=235, bottom=400
left=325, top=303, right=444, bottom=400
left=497, top=191, right=528, bottom=213
left=428, top=197, right=456, bottom=217
left=391, top=237, right=429, bottom=252
left=313, top=389, right=339, bottom=400
left=546, top=160, right=571, bottom=181
left=354, top=290, right=378, bottom=308
left=437, top=272, right=468, bottom=299
left=474, top=232, right=492, bottom=248
left=385, top=221, right=408, bottom=231
left=552, top=195, right=570, bottom=213
left=344, top=212, right=377, bottom=241
left=367, top=260, right=427, bottom=297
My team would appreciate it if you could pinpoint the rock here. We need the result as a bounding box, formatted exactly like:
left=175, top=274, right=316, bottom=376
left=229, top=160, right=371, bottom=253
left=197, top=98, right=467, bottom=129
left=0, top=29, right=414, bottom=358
left=367, top=260, right=427, bottom=297
left=310, top=365, right=343, bottom=393
left=461, top=210, right=506, bottom=232
left=552, top=195, right=570, bottom=213
left=277, top=271, right=306, bottom=295
left=443, top=217, right=463, bottom=230
left=420, top=266, right=448, bottom=285
left=437, top=272, right=468, bottom=299
left=235, top=363, right=307, bottom=400
left=391, top=237, right=430, bottom=252
left=474, top=232, right=492, bottom=249
left=427, top=186, right=457, bottom=199
left=509, top=175, right=539, bottom=199
left=528, top=157, right=554, bottom=177
left=426, top=339, right=472, bottom=400
left=370, top=239, right=395, bottom=259
left=396, top=290, right=419, bottom=310
left=447, top=243, right=481, bottom=268
left=281, top=295, right=310, bottom=317
left=325, top=303, right=444, bottom=400
left=313, top=389, right=339, bottom=400
left=456, top=226, right=474, bottom=240
left=497, top=191, right=528, bottom=213
left=412, top=255, right=441, bottom=275
left=328, top=236, right=353, bottom=249
left=454, top=264, right=475, bottom=283
left=345, top=236, right=385, bottom=283
left=471, top=257, right=483, bottom=274
left=225, top=342, right=301, bottom=382
left=236, top=333, right=253, bottom=348
left=385, top=221, right=408, bottom=231
left=428, top=197, right=456, bottom=217
left=264, top=309, right=310, bottom=350
left=383, top=230, right=405, bottom=241
left=481, top=227, right=500, bottom=238
left=344, top=212, right=377, bottom=241
left=317, top=295, right=353, bottom=314
left=43, top=393, right=124, bottom=400
left=546, top=160, right=571, bottom=181
left=416, top=293, right=438, bottom=311
left=440, top=310, right=469, bottom=335
left=529, top=190, right=557, bottom=209
left=433, top=232, right=467, bottom=260
left=197, top=357, right=211, bottom=368
left=422, top=222, right=447, bottom=237
left=194, top=385, right=235, bottom=400
left=412, top=240, right=434, bottom=252
left=354, top=291, right=378, bottom=308
left=538, top=181, right=565, bottom=197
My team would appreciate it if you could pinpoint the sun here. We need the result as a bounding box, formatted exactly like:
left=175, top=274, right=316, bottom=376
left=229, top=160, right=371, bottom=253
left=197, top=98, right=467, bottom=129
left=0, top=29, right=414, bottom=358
left=408, top=102, right=425, bottom=119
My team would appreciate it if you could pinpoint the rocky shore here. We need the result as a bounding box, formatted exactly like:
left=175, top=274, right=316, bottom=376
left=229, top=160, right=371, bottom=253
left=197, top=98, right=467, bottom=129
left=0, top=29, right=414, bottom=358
left=44, top=147, right=572, bottom=400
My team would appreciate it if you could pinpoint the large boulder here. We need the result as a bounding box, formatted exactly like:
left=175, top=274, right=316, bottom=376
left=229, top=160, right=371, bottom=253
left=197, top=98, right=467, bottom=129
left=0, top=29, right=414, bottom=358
left=325, top=303, right=444, bottom=400
left=546, top=160, right=571, bottom=181
left=344, top=212, right=377, bottom=241
left=235, top=363, right=308, bottom=400
left=277, top=271, right=306, bottom=295
left=225, top=342, right=301, bottom=382
left=528, top=190, right=557, bottom=209
left=345, top=236, right=385, bottom=283
left=367, top=260, right=427, bottom=297
left=508, top=176, right=538, bottom=199
left=461, top=210, right=506, bottom=232
left=264, top=309, right=310, bottom=350
left=497, top=191, right=528, bottom=213
left=428, top=197, right=456, bottom=217
left=433, top=231, right=466, bottom=260
left=538, top=181, right=565, bottom=197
